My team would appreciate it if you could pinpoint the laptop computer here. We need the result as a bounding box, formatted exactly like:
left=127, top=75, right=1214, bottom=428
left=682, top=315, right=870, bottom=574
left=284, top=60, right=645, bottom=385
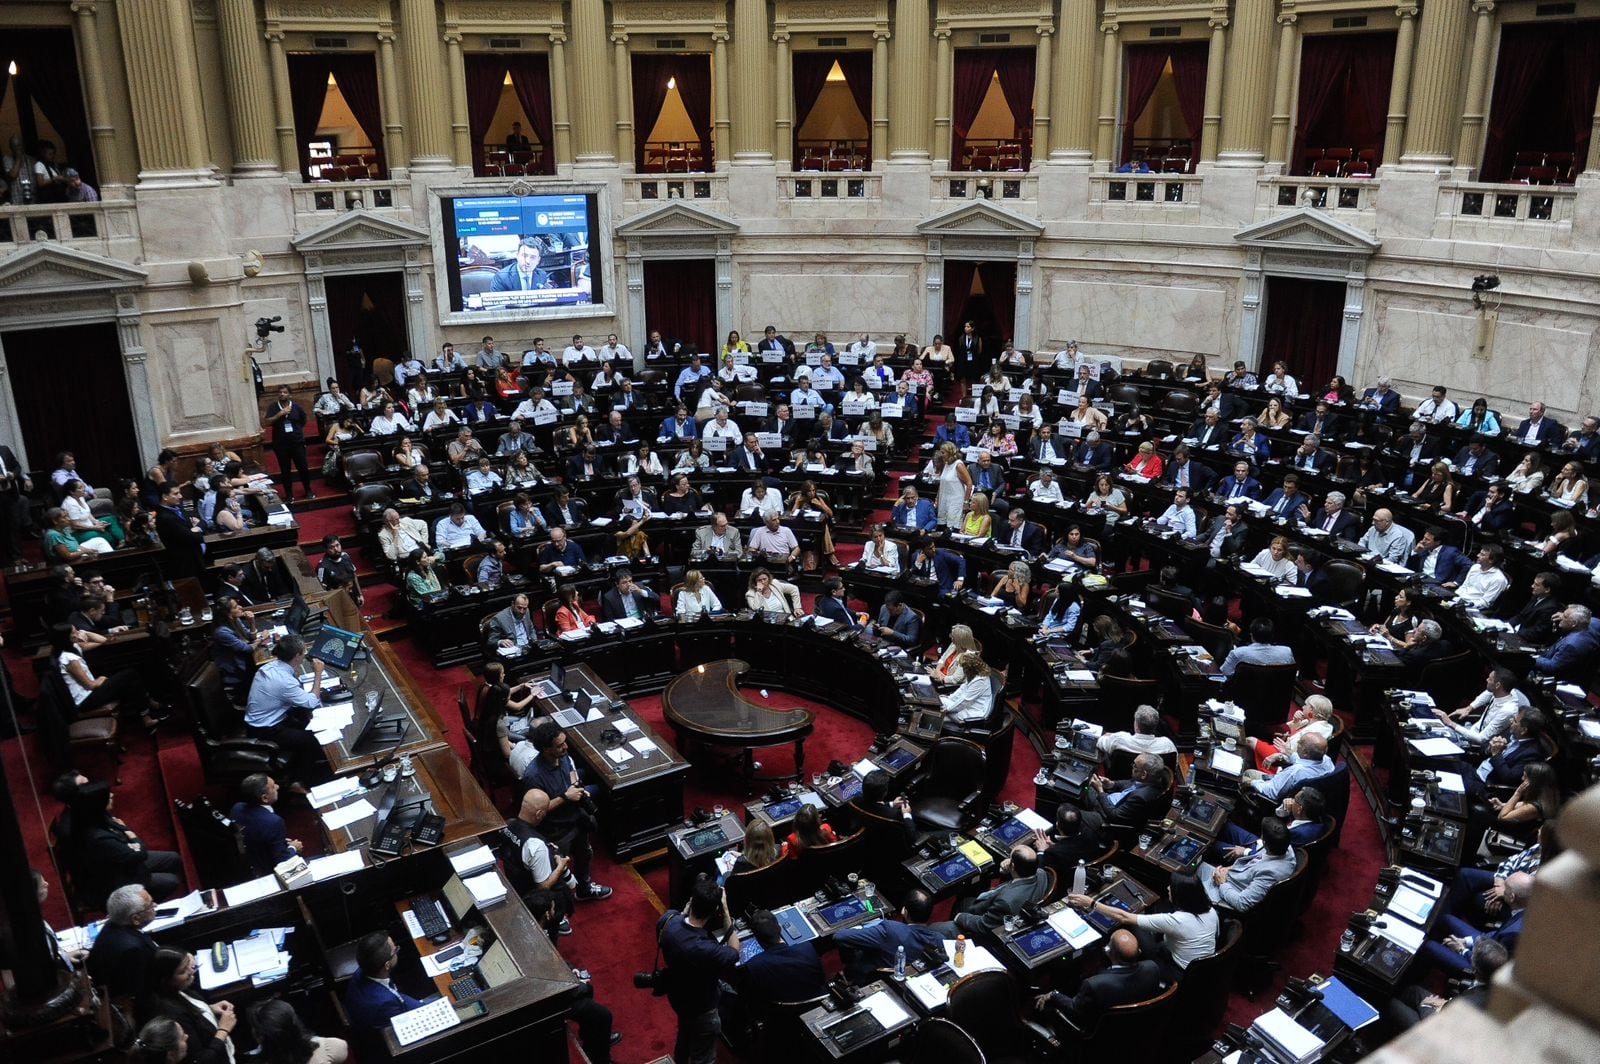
left=534, top=663, right=567, bottom=700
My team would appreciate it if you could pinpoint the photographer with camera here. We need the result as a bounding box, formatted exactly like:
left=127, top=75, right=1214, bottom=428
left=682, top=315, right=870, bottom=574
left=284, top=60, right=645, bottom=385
left=649, top=875, right=742, bottom=1064
left=518, top=720, right=612, bottom=901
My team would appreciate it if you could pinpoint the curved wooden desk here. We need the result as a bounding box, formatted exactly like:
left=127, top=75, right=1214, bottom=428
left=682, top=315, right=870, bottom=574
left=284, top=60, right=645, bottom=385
left=662, top=658, right=816, bottom=788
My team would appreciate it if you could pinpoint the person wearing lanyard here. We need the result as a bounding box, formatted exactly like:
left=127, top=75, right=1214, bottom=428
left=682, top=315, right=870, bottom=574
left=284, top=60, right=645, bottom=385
left=345, top=932, right=427, bottom=1031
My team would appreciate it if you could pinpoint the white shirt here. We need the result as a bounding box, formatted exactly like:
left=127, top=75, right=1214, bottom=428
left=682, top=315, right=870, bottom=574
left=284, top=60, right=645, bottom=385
left=58, top=651, right=94, bottom=704
left=697, top=386, right=733, bottom=414
left=675, top=586, right=723, bottom=619
left=1413, top=397, right=1459, bottom=424
left=846, top=340, right=877, bottom=359
left=1263, top=374, right=1299, bottom=397
left=703, top=418, right=742, bottom=443
left=740, top=489, right=783, bottom=519
left=512, top=398, right=558, bottom=421
left=435, top=515, right=487, bottom=550
left=1030, top=480, right=1064, bottom=503
left=942, top=675, right=993, bottom=722
left=1096, top=731, right=1178, bottom=758
left=1455, top=565, right=1509, bottom=609
left=1156, top=504, right=1197, bottom=539
left=862, top=539, right=900, bottom=573
left=562, top=344, right=595, bottom=365
left=370, top=413, right=415, bottom=435
left=422, top=410, right=458, bottom=431
left=601, top=342, right=632, bottom=364
left=1449, top=689, right=1529, bottom=744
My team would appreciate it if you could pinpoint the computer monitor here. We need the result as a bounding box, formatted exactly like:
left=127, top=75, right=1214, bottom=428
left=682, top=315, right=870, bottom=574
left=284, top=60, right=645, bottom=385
left=990, top=817, right=1033, bottom=847
left=441, top=874, right=476, bottom=923
left=878, top=745, right=918, bottom=773
left=349, top=707, right=407, bottom=755
left=680, top=823, right=729, bottom=855
left=926, top=853, right=976, bottom=888
left=1160, top=836, right=1203, bottom=867
left=763, top=796, right=806, bottom=822
left=309, top=625, right=364, bottom=669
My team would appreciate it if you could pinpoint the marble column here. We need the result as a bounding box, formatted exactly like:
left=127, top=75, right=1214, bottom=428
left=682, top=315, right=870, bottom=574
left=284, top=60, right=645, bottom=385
left=570, top=0, right=614, bottom=163
left=889, top=0, right=931, bottom=161
left=1218, top=0, right=1273, bottom=163
left=1455, top=1, right=1496, bottom=173
left=548, top=30, right=573, bottom=167
left=1586, top=80, right=1600, bottom=174
left=213, top=0, right=277, bottom=175
left=69, top=2, right=123, bottom=185
left=1383, top=3, right=1419, bottom=167
left=1030, top=24, right=1053, bottom=168
left=376, top=30, right=409, bottom=172
left=614, top=31, right=635, bottom=166
left=1094, top=17, right=1120, bottom=167
left=713, top=27, right=732, bottom=168
left=265, top=29, right=299, bottom=175
left=116, top=0, right=213, bottom=180
left=1200, top=7, right=1229, bottom=163
left=1400, top=0, right=1470, bottom=167
left=932, top=23, right=952, bottom=168
left=115, top=297, right=160, bottom=460
left=1050, top=0, right=1096, bottom=163
left=872, top=29, right=891, bottom=165
left=731, top=0, right=773, bottom=161
left=1266, top=2, right=1299, bottom=165
left=444, top=30, right=472, bottom=167
left=773, top=27, right=793, bottom=169
left=399, top=0, right=453, bottom=169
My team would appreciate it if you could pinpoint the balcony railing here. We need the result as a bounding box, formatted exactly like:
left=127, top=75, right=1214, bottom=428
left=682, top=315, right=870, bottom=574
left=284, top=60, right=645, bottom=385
left=1089, top=173, right=1203, bottom=208
left=1437, top=180, right=1577, bottom=225
left=1261, top=176, right=1378, bottom=214
left=932, top=172, right=1036, bottom=202
left=290, top=179, right=409, bottom=216
left=621, top=173, right=729, bottom=207
left=0, top=201, right=141, bottom=261
left=779, top=173, right=881, bottom=201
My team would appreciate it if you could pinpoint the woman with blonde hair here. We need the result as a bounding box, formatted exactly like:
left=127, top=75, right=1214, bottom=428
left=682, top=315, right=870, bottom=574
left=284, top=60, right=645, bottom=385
left=930, top=441, right=973, bottom=528
left=727, top=818, right=780, bottom=878
left=1254, top=694, right=1336, bottom=771
left=992, top=560, right=1033, bottom=610
left=962, top=492, right=993, bottom=538
left=928, top=624, right=980, bottom=686
left=1548, top=461, right=1589, bottom=505
left=675, top=569, right=723, bottom=619
left=1258, top=396, right=1291, bottom=429
left=1411, top=461, right=1454, bottom=511
left=940, top=652, right=994, bottom=723
left=1249, top=535, right=1297, bottom=583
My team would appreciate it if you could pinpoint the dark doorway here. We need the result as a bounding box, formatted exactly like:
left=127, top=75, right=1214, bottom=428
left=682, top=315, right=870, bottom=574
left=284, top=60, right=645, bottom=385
left=1260, top=276, right=1344, bottom=391
left=943, top=260, right=1016, bottom=364
left=324, top=272, right=408, bottom=389
left=3, top=322, right=137, bottom=478
left=644, top=259, right=716, bottom=356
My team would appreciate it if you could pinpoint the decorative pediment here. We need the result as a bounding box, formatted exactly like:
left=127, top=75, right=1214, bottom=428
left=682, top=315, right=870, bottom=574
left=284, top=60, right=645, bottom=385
left=615, top=202, right=740, bottom=238
left=292, top=209, right=429, bottom=251
left=0, top=243, right=148, bottom=299
left=916, top=200, right=1045, bottom=239
left=1233, top=207, right=1381, bottom=256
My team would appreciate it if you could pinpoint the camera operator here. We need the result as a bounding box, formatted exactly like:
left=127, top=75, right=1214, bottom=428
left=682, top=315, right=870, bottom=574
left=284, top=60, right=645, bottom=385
left=653, top=875, right=741, bottom=1064
left=520, top=720, right=612, bottom=901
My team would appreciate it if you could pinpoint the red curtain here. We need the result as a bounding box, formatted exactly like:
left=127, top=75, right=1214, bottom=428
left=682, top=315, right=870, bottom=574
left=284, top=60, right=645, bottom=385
left=1562, top=28, right=1600, bottom=173
left=3, top=323, right=138, bottom=480
left=1120, top=45, right=1172, bottom=164
left=13, top=30, right=98, bottom=188
left=507, top=54, right=556, bottom=175
left=645, top=259, right=716, bottom=356
left=1345, top=36, right=1396, bottom=154
left=673, top=56, right=714, bottom=170
left=325, top=54, right=386, bottom=176
left=1170, top=42, right=1209, bottom=163
left=464, top=55, right=509, bottom=174
left=992, top=49, right=1036, bottom=165
left=631, top=54, right=675, bottom=169
left=1261, top=277, right=1343, bottom=390
left=1290, top=33, right=1395, bottom=174
left=791, top=52, right=837, bottom=163
left=1292, top=36, right=1359, bottom=173
left=942, top=260, right=978, bottom=340
left=950, top=51, right=998, bottom=168
left=977, top=261, right=1017, bottom=343
left=287, top=54, right=334, bottom=178
left=1481, top=26, right=1559, bottom=181
left=836, top=51, right=874, bottom=162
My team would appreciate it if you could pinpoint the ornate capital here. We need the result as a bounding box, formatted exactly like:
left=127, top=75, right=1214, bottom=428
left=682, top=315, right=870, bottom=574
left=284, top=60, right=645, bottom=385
left=1469, top=0, right=1493, bottom=13
left=1100, top=19, right=1118, bottom=35
left=70, top=0, right=98, bottom=17
left=873, top=29, right=891, bottom=42
left=1037, top=24, right=1054, bottom=38
left=442, top=31, right=462, bottom=45
left=264, top=28, right=285, bottom=43
left=1399, top=1, right=1421, bottom=17
left=1208, top=16, right=1230, bottom=30
left=377, top=30, right=396, bottom=44
left=611, top=31, right=629, bottom=44
left=712, top=30, right=730, bottom=42
left=549, top=30, right=568, bottom=45
left=772, top=30, right=790, bottom=43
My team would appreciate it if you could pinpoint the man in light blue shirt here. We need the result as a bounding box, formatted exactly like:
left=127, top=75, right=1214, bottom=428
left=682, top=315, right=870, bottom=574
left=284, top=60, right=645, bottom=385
left=436, top=504, right=487, bottom=550
left=1246, top=733, right=1332, bottom=800
left=1359, top=508, right=1415, bottom=563
left=811, top=354, right=845, bottom=391
left=244, top=636, right=327, bottom=790
left=1155, top=488, right=1198, bottom=540
left=674, top=356, right=711, bottom=400
left=1220, top=618, right=1297, bottom=677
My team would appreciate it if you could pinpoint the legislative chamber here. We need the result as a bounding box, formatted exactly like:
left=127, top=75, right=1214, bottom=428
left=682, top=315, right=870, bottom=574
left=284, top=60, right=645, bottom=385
left=2, top=2, right=1600, bottom=1064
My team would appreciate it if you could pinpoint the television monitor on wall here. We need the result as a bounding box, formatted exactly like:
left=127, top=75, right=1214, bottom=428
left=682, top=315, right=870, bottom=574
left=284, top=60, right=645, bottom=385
left=440, top=192, right=603, bottom=316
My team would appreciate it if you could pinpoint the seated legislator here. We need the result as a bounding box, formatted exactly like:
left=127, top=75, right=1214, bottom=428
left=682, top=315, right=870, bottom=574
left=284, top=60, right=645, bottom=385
left=1002, top=507, right=1049, bottom=555
left=1308, top=490, right=1358, bottom=538
left=488, top=593, right=538, bottom=649
left=890, top=486, right=937, bottom=533
left=1195, top=816, right=1299, bottom=912
left=932, top=846, right=1049, bottom=940
left=1212, top=788, right=1328, bottom=857
left=243, top=635, right=329, bottom=790
left=1451, top=545, right=1510, bottom=608
left=873, top=590, right=921, bottom=648
left=908, top=538, right=967, bottom=593
left=859, top=524, right=901, bottom=573
left=675, top=569, right=723, bottom=619
left=1097, top=705, right=1178, bottom=760
left=1244, top=732, right=1333, bottom=801
left=599, top=569, right=657, bottom=622
left=745, top=568, right=801, bottom=616
left=1419, top=873, right=1532, bottom=977
left=746, top=512, right=800, bottom=567
left=1031, top=807, right=1106, bottom=880
left=139, top=948, right=241, bottom=1063
left=344, top=931, right=428, bottom=1031
left=377, top=508, right=429, bottom=564
left=1034, top=929, right=1165, bottom=1035
left=1217, top=461, right=1262, bottom=501
left=781, top=806, right=838, bottom=858
left=229, top=774, right=301, bottom=877
left=86, top=885, right=160, bottom=998
left=66, top=781, right=184, bottom=907
left=940, top=652, right=995, bottom=724
left=1288, top=435, right=1332, bottom=475
left=1153, top=489, right=1199, bottom=540
left=1409, top=526, right=1472, bottom=585
left=1067, top=870, right=1219, bottom=981
left=813, top=576, right=862, bottom=630
left=734, top=909, right=828, bottom=1004
left=1087, top=753, right=1172, bottom=830
left=1458, top=482, right=1515, bottom=533
left=1161, top=446, right=1216, bottom=495
left=543, top=487, right=589, bottom=528
left=927, top=624, right=979, bottom=685
left=1219, top=618, right=1296, bottom=677
left=1360, top=508, right=1416, bottom=563
left=1253, top=695, right=1336, bottom=772
left=834, top=888, right=944, bottom=982
left=539, top=527, right=587, bottom=574
left=435, top=503, right=487, bottom=551
left=553, top=584, right=597, bottom=634
left=1533, top=606, right=1600, bottom=681
left=1260, top=476, right=1310, bottom=526
left=693, top=512, right=743, bottom=556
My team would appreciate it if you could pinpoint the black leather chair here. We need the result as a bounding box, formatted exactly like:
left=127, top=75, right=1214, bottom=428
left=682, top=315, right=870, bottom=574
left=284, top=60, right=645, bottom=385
left=1146, top=586, right=1196, bottom=621
left=1227, top=847, right=1312, bottom=997
left=1321, top=559, right=1365, bottom=608
left=175, top=795, right=251, bottom=887
left=1299, top=815, right=1340, bottom=888
left=725, top=856, right=799, bottom=916
left=908, top=737, right=987, bottom=832
left=1420, top=650, right=1481, bottom=712
left=947, top=969, right=1058, bottom=1063
left=745, top=994, right=831, bottom=1064
left=351, top=482, right=394, bottom=517
left=1097, top=675, right=1161, bottom=735
left=1144, top=359, right=1175, bottom=379
left=1284, top=760, right=1351, bottom=845
left=1227, top=661, right=1298, bottom=733
left=907, top=1017, right=985, bottom=1064
left=1181, top=616, right=1234, bottom=659
left=1048, top=981, right=1179, bottom=1062
left=183, top=663, right=282, bottom=789
left=1166, top=918, right=1244, bottom=1059
left=341, top=450, right=385, bottom=483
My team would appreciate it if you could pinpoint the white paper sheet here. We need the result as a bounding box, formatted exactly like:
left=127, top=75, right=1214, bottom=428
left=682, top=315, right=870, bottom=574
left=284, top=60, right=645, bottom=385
left=1016, top=807, right=1052, bottom=831
left=233, top=933, right=284, bottom=977
left=605, top=747, right=633, bottom=765
left=629, top=737, right=659, bottom=754
left=1407, top=737, right=1465, bottom=758
left=308, top=777, right=363, bottom=808
left=308, top=850, right=366, bottom=881
left=1387, top=886, right=1437, bottom=925
left=1373, top=917, right=1426, bottom=952
left=448, top=845, right=496, bottom=876
left=1435, top=771, right=1466, bottom=793
left=222, top=875, right=281, bottom=907
left=859, top=989, right=910, bottom=1028
left=1047, top=906, right=1103, bottom=949
left=146, top=891, right=210, bottom=934
left=322, top=798, right=377, bottom=831
left=195, top=944, right=242, bottom=990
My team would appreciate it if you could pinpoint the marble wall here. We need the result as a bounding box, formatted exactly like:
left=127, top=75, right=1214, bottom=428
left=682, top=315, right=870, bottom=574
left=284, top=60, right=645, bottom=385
left=1037, top=268, right=1235, bottom=359
left=737, top=261, right=925, bottom=338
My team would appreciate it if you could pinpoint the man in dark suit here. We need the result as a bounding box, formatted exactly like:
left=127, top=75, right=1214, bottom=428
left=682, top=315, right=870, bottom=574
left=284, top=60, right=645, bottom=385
left=1036, top=929, right=1165, bottom=1035
left=1459, top=482, right=1515, bottom=533
left=756, top=325, right=795, bottom=357
left=86, top=884, right=160, bottom=998
left=813, top=576, right=863, bottom=629
left=1002, top=507, right=1049, bottom=556
left=598, top=569, right=657, bottom=621
left=1070, top=432, right=1114, bottom=471
left=1066, top=365, right=1102, bottom=402
left=1420, top=873, right=1531, bottom=977
left=1288, top=435, right=1332, bottom=474
left=1410, top=527, right=1474, bottom=585
left=398, top=464, right=440, bottom=502
left=1453, top=439, right=1500, bottom=479
left=566, top=445, right=608, bottom=482
left=1261, top=475, right=1312, bottom=526
left=264, top=384, right=313, bottom=501
left=1188, top=409, right=1227, bottom=448
left=1357, top=377, right=1401, bottom=416
left=1161, top=446, right=1217, bottom=494
left=490, top=237, right=554, bottom=292
left=1033, top=806, right=1105, bottom=879
left=488, top=593, right=539, bottom=647
left=1087, top=753, right=1170, bottom=829
left=1199, top=503, right=1250, bottom=561
left=1563, top=415, right=1600, bottom=462
left=229, top=774, right=300, bottom=877
left=1509, top=573, right=1563, bottom=644
left=1396, top=619, right=1453, bottom=680
left=504, top=122, right=531, bottom=151
left=971, top=452, right=1008, bottom=493
left=873, top=591, right=921, bottom=648
left=0, top=442, right=36, bottom=565
left=909, top=539, right=967, bottom=593
left=1297, top=402, right=1342, bottom=441
left=851, top=769, right=915, bottom=844
left=345, top=931, right=428, bottom=1030
left=735, top=909, right=827, bottom=1004
left=543, top=488, right=588, bottom=529
left=242, top=548, right=294, bottom=602
left=1217, top=461, right=1262, bottom=501
left=1212, top=787, right=1326, bottom=857
left=154, top=483, right=206, bottom=579
left=1307, top=491, right=1360, bottom=538
left=733, top=433, right=767, bottom=473
left=1030, top=423, right=1067, bottom=464
left=1290, top=548, right=1334, bottom=602
left=1470, top=708, right=1552, bottom=794
left=1200, top=383, right=1243, bottom=421
left=1398, top=425, right=1446, bottom=487
left=1509, top=402, right=1563, bottom=447
left=935, top=846, right=1050, bottom=939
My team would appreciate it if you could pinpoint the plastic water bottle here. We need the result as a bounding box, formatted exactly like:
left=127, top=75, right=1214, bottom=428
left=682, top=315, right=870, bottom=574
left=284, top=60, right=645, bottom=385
left=1340, top=928, right=1355, bottom=952
left=893, top=945, right=906, bottom=983
left=1071, top=860, right=1087, bottom=898
left=953, top=934, right=967, bottom=968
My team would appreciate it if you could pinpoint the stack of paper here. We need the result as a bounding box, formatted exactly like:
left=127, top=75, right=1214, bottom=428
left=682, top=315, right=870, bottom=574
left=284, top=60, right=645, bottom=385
left=145, top=891, right=212, bottom=933
left=322, top=799, right=377, bottom=831
left=308, top=777, right=364, bottom=809
left=1047, top=906, right=1103, bottom=949
left=1372, top=916, right=1426, bottom=952
left=1252, top=1007, right=1324, bottom=1064
left=1407, top=736, right=1464, bottom=758
left=464, top=870, right=507, bottom=907
left=222, top=875, right=282, bottom=907
left=448, top=845, right=497, bottom=877
left=308, top=850, right=366, bottom=881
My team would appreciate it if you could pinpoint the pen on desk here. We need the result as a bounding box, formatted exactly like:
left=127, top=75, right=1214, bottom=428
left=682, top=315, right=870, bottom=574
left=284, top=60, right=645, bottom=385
left=348, top=836, right=368, bottom=849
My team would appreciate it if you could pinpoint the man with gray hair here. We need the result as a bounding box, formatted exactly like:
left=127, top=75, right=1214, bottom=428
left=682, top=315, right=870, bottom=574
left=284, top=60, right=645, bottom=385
left=1309, top=490, right=1357, bottom=537
left=1398, top=619, right=1452, bottom=676
left=1071, top=430, right=1113, bottom=471
left=86, top=885, right=158, bottom=996
left=1359, top=375, right=1400, bottom=415
left=1533, top=605, right=1600, bottom=682
left=1246, top=731, right=1332, bottom=800
left=1096, top=706, right=1177, bottom=760
left=1087, top=752, right=1172, bottom=828
left=1360, top=508, right=1415, bottom=562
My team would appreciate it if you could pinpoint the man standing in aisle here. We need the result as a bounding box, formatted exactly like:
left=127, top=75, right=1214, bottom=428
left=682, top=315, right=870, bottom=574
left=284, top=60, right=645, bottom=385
left=264, top=384, right=313, bottom=501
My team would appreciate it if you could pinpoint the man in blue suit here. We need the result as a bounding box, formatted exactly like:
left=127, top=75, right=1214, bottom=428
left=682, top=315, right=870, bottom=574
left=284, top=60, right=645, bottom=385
left=1410, top=526, right=1473, bottom=585
left=489, top=237, right=554, bottom=292
left=1071, top=432, right=1114, bottom=472
left=345, top=931, right=428, bottom=1030
left=909, top=539, right=966, bottom=593
left=1357, top=376, right=1401, bottom=416
left=934, top=413, right=971, bottom=448
left=1420, top=873, right=1531, bottom=976
left=1469, top=707, right=1551, bottom=794
left=1218, top=460, right=1262, bottom=501
left=1460, top=482, right=1515, bottom=534
left=1509, top=402, right=1564, bottom=447
left=1533, top=606, right=1600, bottom=682
left=890, top=486, right=938, bottom=532
left=658, top=404, right=698, bottom=441
left=1211, top=787, right=1327, bottom=859
left=873, top=591, right=921, bottom=648
left=813, top=576, right=863, bottom=629
left=229, top=774, right=300, bottom=877
left=1261, top=474, right=1311, bottom=525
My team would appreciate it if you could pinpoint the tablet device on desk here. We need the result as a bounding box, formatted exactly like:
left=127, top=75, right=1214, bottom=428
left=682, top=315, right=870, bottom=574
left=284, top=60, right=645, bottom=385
left=1086, top=882, right=1137, bottom=932
left=833, top=776, right=863, bottom=802
left=775, top=908, right=818, bottom=946
left=1014, top=925, right=1066, bottom=960
left=811, top=897, right=868, bottom=934
left=822, top=1009, right=883, bottom=1051
left=1160, top=836, right=1203, bottom=867
left=1182, top=798, right=1220, bottom=829
left=877, top=745, right=919, bottom=773
left=681, top=824, right=730, bottom=855
left=926, top=853, right=977, bottom=888
left=991, top=817, right=1033, bottom=847
left=311, top=625, right=364, bottom=669
left=763, top=796, right=806, bottom=821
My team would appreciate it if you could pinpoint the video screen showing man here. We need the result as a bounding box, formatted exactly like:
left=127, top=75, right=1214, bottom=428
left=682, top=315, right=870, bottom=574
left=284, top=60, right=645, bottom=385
left=453, top=194, right=596, bottom=312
